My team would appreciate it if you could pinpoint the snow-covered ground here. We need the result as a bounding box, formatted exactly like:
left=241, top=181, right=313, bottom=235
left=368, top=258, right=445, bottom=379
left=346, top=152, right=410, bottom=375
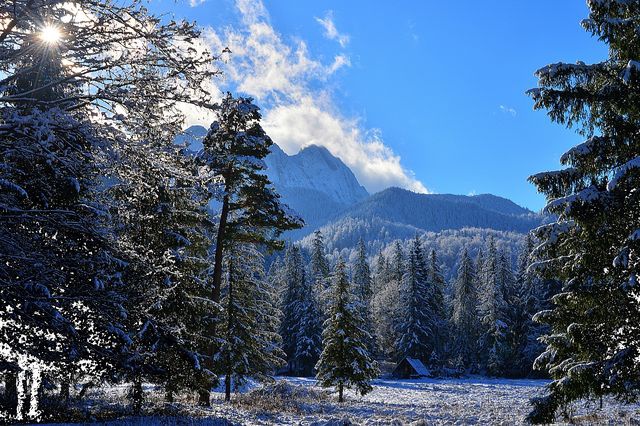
left=39, top=376, right=640, bottom=425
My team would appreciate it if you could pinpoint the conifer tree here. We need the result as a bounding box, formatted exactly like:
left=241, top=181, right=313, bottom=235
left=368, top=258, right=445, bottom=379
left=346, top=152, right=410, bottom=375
left=477, top=238, right=509, bottom=375
left=279, top=246, right=306, bottom=373
left=526, top=1, right=640, bottom=422
left=201, top=93, right=302, bottom=401
left=371, top=251, right=398, bottom=358
left=316, top=258, right=379, bottom=402
left=427, top=249, right=448, bottom=364
left=451, top=248, right=478, bottom=371
left=217, top=243, right=286, bottom=401
left=202, top=93, right=302, bottom=303
left=310, top=230, right=331, bottom=309
left=352, top=238, right=375, bottom=352
left=396, top=236, right=434, bottom=363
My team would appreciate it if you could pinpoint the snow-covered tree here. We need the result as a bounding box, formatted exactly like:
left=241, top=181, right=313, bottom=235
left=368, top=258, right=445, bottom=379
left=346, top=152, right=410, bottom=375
left=451, top=248, right=479, bottom=371
left=526, top=3, right=640, bottom=421
left=202, top=93, right=302, bottom=304
left=279, top=245, right=305, bottom=373
left=427, top=249, right=448, bottom=365
left=395, top=236, right=435, bottom=363
left=310, top=230, right=331, bottom=309
left=476, top=238, right=509, bottom=376
left=352, top=238, right=375, bottom=352
left=371, top=251, right=399, bottom=358
left=316, top=258, right=379, bottom=402
left=216, top=243, right=286, bottom=401
left=279, top=245, right=322, bottom=376
left=0, top=0, right=217, bottom=414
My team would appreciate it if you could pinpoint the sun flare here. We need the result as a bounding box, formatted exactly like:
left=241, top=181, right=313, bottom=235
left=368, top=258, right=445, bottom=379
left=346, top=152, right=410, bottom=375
left=40, top=25, right=62, bottom=44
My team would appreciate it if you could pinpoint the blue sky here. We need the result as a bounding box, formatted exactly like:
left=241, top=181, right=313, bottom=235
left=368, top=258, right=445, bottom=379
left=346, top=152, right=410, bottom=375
left=151, top=0, right=607, bottom=211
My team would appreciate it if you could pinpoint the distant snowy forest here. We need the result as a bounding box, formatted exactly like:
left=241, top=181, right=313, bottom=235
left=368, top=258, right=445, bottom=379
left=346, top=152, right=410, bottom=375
left=1, top=0, right=640, bottom=425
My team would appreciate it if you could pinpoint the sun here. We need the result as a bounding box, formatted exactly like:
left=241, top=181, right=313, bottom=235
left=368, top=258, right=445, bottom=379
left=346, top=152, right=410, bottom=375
left=39, top=25, right=62, bottom=44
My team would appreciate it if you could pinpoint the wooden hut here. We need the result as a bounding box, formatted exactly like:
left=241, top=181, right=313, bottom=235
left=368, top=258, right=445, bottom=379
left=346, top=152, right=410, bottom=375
left=391, top=357, right=429, bottom=379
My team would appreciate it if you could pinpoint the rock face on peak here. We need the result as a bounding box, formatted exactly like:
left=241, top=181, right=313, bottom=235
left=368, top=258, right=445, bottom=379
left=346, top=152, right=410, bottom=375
left=266, top=143, right=368, bottom=207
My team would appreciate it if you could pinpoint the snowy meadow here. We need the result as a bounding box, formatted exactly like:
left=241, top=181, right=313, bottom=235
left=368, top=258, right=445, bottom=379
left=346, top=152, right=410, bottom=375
left=37, top=377, right=640, bottom=425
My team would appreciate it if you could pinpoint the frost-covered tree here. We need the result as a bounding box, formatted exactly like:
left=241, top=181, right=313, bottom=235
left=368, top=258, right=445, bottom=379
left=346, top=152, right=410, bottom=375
left=395, top=236, right=435, bottom=363
left=216, top=243, right=286, bottom=401
left=279, top=245, right=322, bottom=376
left=316, top=258, right=379, bottom=402
left=451, top=248, right=478, bottom=371
left=477, top=238, right=509, bottom=375
left=279, top=245, right=305, bottom=373
left=352, top=238, right=372, bottom=307
left=526, top=2, right=640, bottom=421
left=371, top=251, right=399, bottom=358
left=352, top=238, right=375, bottom=351
left=202, top=93, right=302, bottom=304
left=310, top=230, right=331, bottom=309
left=294, top=274, right=323, bottom=377
left=0, top=0, right=217, bottom=414
left=427, top=249, right=448, bottom=364
left=201, top=93, right=301, bottom=400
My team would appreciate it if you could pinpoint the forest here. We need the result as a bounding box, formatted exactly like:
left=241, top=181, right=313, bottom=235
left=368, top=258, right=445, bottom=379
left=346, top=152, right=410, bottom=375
left=1, top=0, right=640, bottom=425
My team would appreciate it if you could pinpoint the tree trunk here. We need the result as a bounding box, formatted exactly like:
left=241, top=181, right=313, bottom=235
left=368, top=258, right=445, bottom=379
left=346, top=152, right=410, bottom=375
left=224, top=372, right=231, bottom=402
left=212, top=194, right=230, bottom=304
left=165, top=389, right=174, bottom=404
left=338, top=383, right=344, bottom=403
left=4, top=373, right=17, bottom=413
left=197, top=389, right=210, bottom=407
left=59, top=378, right=70, bottom=404
left=131, top=375, right=143, bottom=414
left=201, top=193, right=230, bottom=405
left=225, top=260, right=233, bottom=403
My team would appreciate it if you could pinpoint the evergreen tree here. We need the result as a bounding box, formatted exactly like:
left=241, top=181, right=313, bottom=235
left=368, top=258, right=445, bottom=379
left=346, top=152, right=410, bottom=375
left=201, top=93, right=303, bottom=304
left=279, top=245, right=305, bottom=373
left=352, top=238, right=373, bottom=307
left=526, top=2, right=640, bottom=422
left=279, top=245, right=322, bottom=376
left=316, top=258, right=379, bottom=402
left=352, top=238, right=375, bottom=352
left=294, top=273, right=323, bottom=377
left=371, top=251, right=399, bottom=358
left=216, top=243, right=286, bottom=401
left=451, top=248, right=478, bottom=371
left=201, top=93, right=302, bottom=402
left=310, top=230, right=331, bottom=309
left=427, top=249, right=448, bottom=365
left=396, top=236, right=435, bottom=363
left=477, top=238, right=509, bottom=376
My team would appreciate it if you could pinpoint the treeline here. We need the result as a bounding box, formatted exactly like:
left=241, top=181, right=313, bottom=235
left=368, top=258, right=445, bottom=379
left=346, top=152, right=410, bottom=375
left=274, top=231, right=559, bottom=378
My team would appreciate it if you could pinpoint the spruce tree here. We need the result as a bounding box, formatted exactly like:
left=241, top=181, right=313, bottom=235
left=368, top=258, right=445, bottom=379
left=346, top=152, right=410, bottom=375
left=279, top=245, right=306, bottom=374
left=371, top=251, right=399, bottom=358
left=477, top=238, right=509, bottom=376
left=310, top=230, right=331, bottom=309
left=451, top=248, right=479, bottom=371
left=316, top=258, right=379, bottom=403
left=217, top=243, right=286, bottom=401
left=396, top=236, right=434, bottom=363
left=427, top=249, right=448, bottom=365
left=526, top=4, right=640, bottom=421
left=352, top=238, right=375, bottom=352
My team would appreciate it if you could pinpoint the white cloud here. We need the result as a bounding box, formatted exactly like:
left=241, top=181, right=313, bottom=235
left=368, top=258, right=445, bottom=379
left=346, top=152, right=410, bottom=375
left=315, top=10, right=350, bottom=48
left=201, top=0, right=428, bottom=194
left=499, top=105, right=517, bottom=117
left=189, top=0, right=206, bottom=7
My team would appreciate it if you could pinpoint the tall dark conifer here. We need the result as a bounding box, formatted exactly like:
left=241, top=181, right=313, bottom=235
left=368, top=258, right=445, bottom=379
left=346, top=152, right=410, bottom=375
left=527, top=2, right=640, bottom=421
